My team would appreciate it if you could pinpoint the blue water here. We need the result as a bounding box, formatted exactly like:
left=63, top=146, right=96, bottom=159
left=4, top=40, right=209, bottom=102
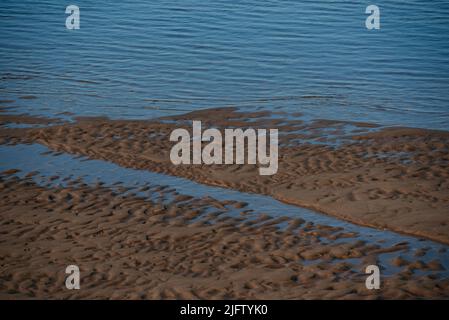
left=1, top=1, right=449, bottom=129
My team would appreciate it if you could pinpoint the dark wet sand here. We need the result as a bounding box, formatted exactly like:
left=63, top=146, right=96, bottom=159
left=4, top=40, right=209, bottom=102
left=1, top=108, right=448, bottom=243
left=1, top=108, right=449, bottom=299
left=1, top=174, right=448, bottom=299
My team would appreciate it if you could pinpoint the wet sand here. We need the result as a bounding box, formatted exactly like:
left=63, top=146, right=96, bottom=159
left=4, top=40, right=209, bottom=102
left=1, top=108, right=449, bottom=299
left=1, top=174, right=448, bottom=299
left=1, top=107, right=448, bottom=243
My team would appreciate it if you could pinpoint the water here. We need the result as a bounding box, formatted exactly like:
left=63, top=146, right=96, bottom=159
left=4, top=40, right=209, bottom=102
left=1, top=143, right=449, bottom=277
left=1, top=1, right=449, bottom=129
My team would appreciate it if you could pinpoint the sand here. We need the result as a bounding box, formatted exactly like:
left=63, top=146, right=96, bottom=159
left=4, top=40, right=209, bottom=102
left=1, top=174, right=448, bottom=299
left=1, top=108, right=449, bottom=299
left=1, top=107, right=448, bottom=243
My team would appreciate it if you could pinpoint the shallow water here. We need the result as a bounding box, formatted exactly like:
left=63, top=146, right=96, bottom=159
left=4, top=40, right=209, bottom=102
left=1, top=1, right=449, bottom=129
left=1, top=143, right=448, bottom=277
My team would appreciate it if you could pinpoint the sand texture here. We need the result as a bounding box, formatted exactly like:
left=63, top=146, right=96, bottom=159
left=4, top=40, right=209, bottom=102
left=1, top=174, right=448, bottom=299
left=1, top=108, right=448, bottom=243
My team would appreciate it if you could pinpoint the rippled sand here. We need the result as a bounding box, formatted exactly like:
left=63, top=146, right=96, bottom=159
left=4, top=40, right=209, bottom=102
left=1, top=108, right=449, bottom=299
left=2, top=107, right=448, bottom=243
left=1, top=175, right=448, bottom=299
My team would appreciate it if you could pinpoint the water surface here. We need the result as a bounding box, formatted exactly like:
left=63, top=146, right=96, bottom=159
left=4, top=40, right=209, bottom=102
left=1, top=1, right=449, bottom=129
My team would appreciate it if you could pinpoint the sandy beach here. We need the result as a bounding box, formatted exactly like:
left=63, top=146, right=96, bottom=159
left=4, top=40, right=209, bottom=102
left=2, top=107, right=448, bottom=243
left=2, top=0, right=449, bottom=307
left=0, top=108, right=449, bottom=299
left=1, top=174, right=448, bottom=299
